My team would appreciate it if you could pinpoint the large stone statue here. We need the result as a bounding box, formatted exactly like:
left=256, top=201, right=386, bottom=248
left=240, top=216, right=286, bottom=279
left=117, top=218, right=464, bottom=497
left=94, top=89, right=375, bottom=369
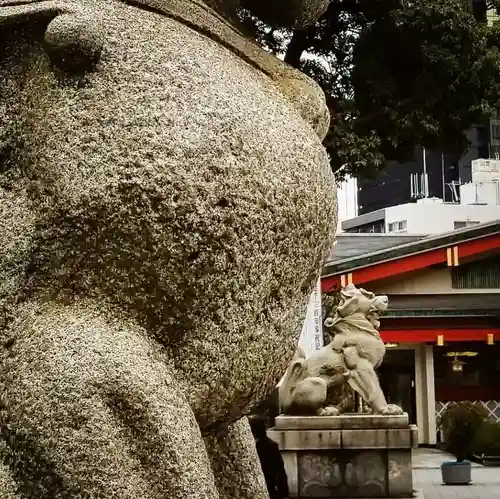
left=279, top=284, right=403, bottom=417
left=0, top=1, right=336, bottom=498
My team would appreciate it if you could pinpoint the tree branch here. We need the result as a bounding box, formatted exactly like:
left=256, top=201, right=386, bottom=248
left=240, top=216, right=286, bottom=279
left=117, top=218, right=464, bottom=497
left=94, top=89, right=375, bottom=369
left=284, top=30, right=309, bottom=69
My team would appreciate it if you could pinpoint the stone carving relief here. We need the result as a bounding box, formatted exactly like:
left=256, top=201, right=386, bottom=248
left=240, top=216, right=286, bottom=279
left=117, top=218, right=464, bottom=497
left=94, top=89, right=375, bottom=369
left=279, top=284, right=404, bottom=416
left=298, top=451, right=387, bottom=498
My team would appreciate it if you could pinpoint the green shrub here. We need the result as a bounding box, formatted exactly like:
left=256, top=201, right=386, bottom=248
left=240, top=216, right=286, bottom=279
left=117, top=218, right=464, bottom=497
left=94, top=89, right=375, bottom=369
left=473, top=421, right=500, bottom=457
left=438, top=402, right=489, bottom=462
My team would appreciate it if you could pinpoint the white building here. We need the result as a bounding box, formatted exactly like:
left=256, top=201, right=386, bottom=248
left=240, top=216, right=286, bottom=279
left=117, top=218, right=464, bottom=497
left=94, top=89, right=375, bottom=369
left=336, top=176, right=358, bottom=233
left=342, top=159, right=500, bottom=235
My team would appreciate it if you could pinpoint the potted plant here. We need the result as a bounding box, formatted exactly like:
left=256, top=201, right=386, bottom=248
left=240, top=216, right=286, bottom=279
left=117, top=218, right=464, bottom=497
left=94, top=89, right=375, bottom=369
left=473, top=420, right=500, bottom=466
left=437, top=402, right=489, bottom=485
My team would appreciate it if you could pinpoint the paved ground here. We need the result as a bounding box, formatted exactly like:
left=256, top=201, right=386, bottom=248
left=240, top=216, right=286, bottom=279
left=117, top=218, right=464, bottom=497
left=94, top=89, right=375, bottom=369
left=412, top=448, right=483, bottom=469
left=413, top=448, right=500, bottom=499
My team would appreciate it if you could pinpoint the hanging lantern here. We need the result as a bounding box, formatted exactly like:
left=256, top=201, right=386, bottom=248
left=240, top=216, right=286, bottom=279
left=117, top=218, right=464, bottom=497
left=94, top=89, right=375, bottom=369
left=451, top=355, right=464, bottom=372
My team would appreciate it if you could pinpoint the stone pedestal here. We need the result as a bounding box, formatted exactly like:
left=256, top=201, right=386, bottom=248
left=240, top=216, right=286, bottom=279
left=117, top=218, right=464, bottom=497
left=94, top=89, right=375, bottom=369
left=268, top=414, right=418, bottom=498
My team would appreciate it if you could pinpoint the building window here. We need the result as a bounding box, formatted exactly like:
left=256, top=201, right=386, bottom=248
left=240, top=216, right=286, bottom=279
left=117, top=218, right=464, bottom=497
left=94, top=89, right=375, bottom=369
left=452, top=255, right=500, bottom=289
left=388, top=220, right=407, bottom=233
left=345, top=221, right=385, bottom=234
left=454, top=220, right=480, bottom=230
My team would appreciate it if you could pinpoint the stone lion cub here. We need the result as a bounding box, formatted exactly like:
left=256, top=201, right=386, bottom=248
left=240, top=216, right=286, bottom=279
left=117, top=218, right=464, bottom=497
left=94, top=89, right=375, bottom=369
left=279, top=284, right=403, bottom=416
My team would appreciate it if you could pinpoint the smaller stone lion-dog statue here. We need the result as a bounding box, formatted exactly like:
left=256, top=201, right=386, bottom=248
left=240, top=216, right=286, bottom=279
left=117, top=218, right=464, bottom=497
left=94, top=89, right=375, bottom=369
left=279, top=284, right=403, bottom=416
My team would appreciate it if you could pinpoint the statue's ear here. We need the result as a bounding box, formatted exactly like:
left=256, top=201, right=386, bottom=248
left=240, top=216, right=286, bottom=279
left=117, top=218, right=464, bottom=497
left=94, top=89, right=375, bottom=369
left=1, top=1, right=104, bottom=73
left=358, top=287, right=375, bottom=299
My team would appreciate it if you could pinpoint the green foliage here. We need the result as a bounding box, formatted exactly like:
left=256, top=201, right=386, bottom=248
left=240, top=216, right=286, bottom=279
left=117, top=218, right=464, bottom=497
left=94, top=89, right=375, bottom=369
left=473, top=420, right=500, bottom=457
left=240, top=0, right=500, bottom=181
left=438, top=402, right=489, bottom=462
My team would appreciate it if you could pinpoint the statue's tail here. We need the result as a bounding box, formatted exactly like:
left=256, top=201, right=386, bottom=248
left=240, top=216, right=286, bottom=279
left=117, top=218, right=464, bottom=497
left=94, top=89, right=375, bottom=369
left=278, top=347, right=307, bottom=414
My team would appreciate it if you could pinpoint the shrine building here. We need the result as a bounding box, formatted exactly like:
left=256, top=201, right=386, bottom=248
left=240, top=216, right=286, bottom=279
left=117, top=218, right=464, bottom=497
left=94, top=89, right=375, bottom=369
left=322, top=220, right=500, bottom=445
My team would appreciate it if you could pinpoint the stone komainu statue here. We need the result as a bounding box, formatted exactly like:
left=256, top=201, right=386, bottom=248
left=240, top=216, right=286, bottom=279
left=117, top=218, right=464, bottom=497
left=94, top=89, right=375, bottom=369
left=0, top=1, right=336, bottom=498
left=279, top=284, right=404, bottom=417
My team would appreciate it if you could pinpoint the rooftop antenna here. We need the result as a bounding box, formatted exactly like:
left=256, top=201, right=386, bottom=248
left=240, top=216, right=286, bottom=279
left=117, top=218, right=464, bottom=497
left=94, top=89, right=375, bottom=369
left=446, top=181, right=460, bottom=203
left=422, top=147, right=429, bottom=198
left=410, top=147, right=430, bottom=199
left=410, top=173, right=428, bottom=199
left=441, top=152, right=445, bottom=201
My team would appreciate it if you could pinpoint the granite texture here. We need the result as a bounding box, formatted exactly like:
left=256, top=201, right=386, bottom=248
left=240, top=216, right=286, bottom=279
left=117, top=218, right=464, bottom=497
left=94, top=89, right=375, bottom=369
left=269, top=425, right=416, bottom=451
left=268, top=415, right=416, bottom=498
left=0, top=0, right=336, bottom=497
left=1, top=301, right=219, bottom=498
left=387, top=450, right=413, bottom=497
left=275, top=414, right=410, bottom=430
left=205, top=418, right=270, bottom=499
left=298, top=451, right=387, bottom=498
left=0, top=443, right=18, bottom=499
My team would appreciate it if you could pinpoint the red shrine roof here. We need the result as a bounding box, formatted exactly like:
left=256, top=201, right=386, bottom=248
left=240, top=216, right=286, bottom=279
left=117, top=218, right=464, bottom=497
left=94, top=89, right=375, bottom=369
left=321, top=220, right=500, bottom=343
left=322, top=219, right=500, bottom=293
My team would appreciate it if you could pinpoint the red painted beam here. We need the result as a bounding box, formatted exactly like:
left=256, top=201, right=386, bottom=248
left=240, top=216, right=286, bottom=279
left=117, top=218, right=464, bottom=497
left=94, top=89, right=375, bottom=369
left=322, top=232, right=500, bottom=290
left=458, top=233, right=500, bottom=259
left=321, top=247, right=446, bottom=291
left=381, top=316, right=496, bottom=330
left=322, top=276, right=342, bottom=293
left=351, top=249, right=445, bottom=285
left=436, top=386, right=500, bottom=402
left=381, top=328, right=500, bottom=343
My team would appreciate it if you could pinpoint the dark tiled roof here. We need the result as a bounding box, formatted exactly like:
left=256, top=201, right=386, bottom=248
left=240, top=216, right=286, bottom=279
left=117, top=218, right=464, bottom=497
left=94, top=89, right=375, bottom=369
left=327, top=233, right=426, bottom=263
left=323, top=219, right=500, bottom=277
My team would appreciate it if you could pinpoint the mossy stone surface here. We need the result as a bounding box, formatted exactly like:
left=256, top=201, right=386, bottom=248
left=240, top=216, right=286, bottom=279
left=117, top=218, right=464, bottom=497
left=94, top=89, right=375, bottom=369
left=0, top=1, right=336, bottom=497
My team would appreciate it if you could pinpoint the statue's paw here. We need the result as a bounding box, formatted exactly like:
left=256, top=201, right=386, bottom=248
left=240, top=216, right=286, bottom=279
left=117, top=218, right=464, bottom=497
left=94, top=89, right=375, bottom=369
left=318, top=406, right=340, bottom=416
left=380, top=404, right=404, bottom=416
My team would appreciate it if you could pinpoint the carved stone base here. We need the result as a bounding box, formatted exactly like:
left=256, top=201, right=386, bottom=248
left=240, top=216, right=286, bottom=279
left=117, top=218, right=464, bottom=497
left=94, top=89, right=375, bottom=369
left=268, top=414, right=418, bottom=498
